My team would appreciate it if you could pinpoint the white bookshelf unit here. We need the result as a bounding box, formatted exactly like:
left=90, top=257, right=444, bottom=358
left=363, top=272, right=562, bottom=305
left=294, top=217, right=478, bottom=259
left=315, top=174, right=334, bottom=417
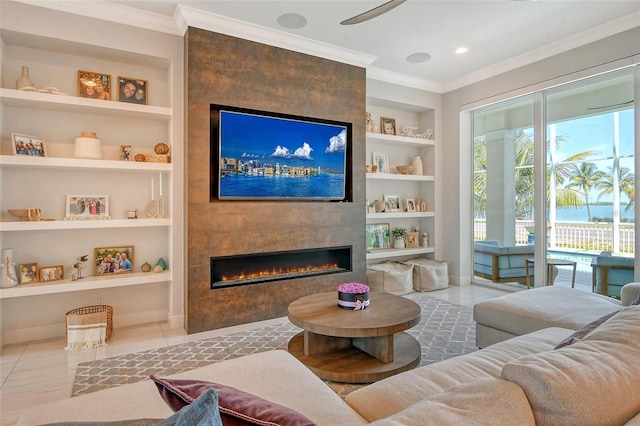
left=365, top=92, right=438, bottom=262
left=0, top=4, right=184, bottom=346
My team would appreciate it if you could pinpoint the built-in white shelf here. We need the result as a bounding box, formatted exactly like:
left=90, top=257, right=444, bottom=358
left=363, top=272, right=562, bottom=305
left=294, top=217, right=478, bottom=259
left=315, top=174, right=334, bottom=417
left=366, top=247, right=435, bottom=260
left=366, top=212, right=434, bottom=220
left=366, top=173, right=434, bottom=182
left=0, top=155, right=172, bottom=171
left=0, top=88, right=172, bottom=120
left=366, top=132, right=434, bottom=146
left=0, top=270, right=171, bottom=299
left=0, top=218, right=171, bottom=232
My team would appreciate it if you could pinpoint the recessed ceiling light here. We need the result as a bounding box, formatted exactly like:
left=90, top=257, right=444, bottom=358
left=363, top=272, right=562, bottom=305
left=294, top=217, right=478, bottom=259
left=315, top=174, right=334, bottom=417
left=455, top=46, right=469, bottom=55
left=277, top=13, right=307, bottom=29
left=406, top=52, right=431, bottom=63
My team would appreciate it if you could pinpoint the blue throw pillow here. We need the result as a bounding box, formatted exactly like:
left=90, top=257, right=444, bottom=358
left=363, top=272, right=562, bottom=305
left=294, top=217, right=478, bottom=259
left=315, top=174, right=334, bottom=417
left=158, top=388, right=222, bottom=426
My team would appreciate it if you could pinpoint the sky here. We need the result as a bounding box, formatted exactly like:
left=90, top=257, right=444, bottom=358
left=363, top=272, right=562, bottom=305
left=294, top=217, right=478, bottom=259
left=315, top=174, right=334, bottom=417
left=218, top=110, right=347, bottom=172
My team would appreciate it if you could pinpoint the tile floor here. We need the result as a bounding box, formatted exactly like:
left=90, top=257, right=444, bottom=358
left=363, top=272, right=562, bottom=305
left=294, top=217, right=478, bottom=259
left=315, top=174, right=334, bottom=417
left=0, top=283, right=544, bottom=425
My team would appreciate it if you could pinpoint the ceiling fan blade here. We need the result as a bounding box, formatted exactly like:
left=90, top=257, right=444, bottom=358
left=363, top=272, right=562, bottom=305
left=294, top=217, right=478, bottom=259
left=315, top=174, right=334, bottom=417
left=340, top=0, right=407, bottom=25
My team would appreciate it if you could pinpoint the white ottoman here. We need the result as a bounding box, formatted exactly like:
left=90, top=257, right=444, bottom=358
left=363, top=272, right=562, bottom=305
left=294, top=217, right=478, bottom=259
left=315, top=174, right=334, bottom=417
left=473, top=286, right=622, bottom=348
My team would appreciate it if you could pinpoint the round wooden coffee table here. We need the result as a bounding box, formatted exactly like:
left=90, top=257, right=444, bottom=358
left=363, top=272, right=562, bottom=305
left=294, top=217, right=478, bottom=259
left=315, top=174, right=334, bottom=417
left=287, top=291, right=421, bottom=383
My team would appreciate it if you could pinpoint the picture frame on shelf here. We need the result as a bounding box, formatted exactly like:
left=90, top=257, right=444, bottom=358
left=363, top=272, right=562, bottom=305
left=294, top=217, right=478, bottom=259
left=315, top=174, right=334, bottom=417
left=406, top=232, right=419, bottom=248
left=372, top=152, right=389, bottom=174
left=94, top=246, right=134, bottom=275
left=65, top=195, right=110, bottom=220
left=406, top=198, right=416, bottom=212
left=366, top=223, right=390, bottom=250
left=380, top=116, right=397, bottom=135
left=18, top=263, right=39, bottom=284
left=118, top=76, right=148, bottom=105
left=11, top=133, right=47, bottom=157
left=78, top=70, right=111, bottom=100
left=119, top=145, right=132, bottom=161
left=39, top=265, right=64, bottom=282
left=383, top=194, right=401, bottom=212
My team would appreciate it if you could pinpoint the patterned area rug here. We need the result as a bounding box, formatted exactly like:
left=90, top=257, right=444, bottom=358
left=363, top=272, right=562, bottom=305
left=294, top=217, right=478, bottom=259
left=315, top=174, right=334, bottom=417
left=73, top=295, right=477, bottom=397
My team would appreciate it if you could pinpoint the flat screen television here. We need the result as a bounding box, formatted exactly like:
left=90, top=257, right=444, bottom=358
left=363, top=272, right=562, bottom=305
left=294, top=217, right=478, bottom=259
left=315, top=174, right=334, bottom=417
left=210, top=104, right=352, bottom=201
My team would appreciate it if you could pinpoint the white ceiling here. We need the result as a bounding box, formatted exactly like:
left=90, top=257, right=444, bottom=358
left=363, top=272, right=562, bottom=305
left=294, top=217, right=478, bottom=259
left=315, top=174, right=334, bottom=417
left=32, top=0, right=640, bottom=92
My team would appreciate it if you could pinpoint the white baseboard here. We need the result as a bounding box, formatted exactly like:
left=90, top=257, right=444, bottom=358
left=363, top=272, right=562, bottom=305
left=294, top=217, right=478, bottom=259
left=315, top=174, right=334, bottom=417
left=167, top=314, right=184, bottom=329
left=3, top=309, right=169, bottom=346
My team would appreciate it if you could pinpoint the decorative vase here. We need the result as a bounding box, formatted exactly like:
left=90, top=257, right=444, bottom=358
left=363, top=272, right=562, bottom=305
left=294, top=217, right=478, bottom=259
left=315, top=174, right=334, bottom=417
left=393, top=236, right=406, bottom=249
left=411, top=155, right=424, bottom=175
left=16, top=66, right=33, bottom=89
left=374, top=200, right=384, bottom=213
left=74, top=131, right=103, bottom=159
left=0, top=249, right=19, bottom=288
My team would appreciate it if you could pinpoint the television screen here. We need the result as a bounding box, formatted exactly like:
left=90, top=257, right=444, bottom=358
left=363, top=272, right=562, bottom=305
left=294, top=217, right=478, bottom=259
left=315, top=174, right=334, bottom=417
left=211, top=104, right=352, bottom=201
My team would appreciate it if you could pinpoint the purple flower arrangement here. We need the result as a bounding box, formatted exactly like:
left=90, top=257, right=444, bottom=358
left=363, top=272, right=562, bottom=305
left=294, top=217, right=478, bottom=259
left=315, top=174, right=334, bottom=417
left=338, top=282, right=369, bottom=294
left=337, top=283, right=370, bottom=310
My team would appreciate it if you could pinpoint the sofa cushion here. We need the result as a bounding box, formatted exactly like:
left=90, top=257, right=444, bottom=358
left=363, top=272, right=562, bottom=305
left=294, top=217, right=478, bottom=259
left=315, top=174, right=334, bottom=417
left=502, top=306, right=640, bottom=426
left=150, top=376, right=315, bottom=426
left=345, top=327, right=571, bottom=422
left=366, top=379, right=535, bottom=426
left=553, top=309, right=620, bottom=349
left=473, top=286, right=621, bottom=337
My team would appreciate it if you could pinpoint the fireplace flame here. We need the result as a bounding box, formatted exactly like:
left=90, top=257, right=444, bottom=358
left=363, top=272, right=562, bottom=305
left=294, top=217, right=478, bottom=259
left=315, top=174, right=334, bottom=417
left=221, top=263, right=339, bottom=282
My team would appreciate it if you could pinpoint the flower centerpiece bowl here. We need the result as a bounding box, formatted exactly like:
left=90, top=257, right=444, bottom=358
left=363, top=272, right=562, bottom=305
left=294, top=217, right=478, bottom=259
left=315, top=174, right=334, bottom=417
left=337, top=282, right=370, bottom=310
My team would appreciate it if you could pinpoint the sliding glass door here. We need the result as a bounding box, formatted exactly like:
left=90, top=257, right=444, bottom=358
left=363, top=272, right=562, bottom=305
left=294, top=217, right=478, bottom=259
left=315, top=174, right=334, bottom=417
left=473, top=67, right=636, bottom=292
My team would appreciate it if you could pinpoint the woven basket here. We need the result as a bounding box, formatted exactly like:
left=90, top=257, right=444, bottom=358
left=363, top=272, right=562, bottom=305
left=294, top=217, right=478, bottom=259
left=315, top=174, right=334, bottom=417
left=395, top=165, right=412, bottom=175
left=66, top=305, right=113, bottom=341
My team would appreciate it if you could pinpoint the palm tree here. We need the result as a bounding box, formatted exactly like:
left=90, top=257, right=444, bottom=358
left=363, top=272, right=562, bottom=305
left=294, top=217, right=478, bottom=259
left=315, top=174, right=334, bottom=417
left=565, top=162, right=606, bottom=222
left=596, top=166, right=635, bottom=211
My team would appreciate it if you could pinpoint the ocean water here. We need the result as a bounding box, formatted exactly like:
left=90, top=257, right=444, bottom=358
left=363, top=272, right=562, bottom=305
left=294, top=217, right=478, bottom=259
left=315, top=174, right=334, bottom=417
left=219, top=173, right=345, bottom=199
left=554, top=204, right=634, bottom=222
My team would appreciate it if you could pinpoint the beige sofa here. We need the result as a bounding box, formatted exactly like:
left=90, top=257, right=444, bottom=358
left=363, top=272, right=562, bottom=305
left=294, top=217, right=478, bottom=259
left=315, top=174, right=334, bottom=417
left=474, top=282, right=640, bottom=348
left=19, top=304, right=640, bottom=425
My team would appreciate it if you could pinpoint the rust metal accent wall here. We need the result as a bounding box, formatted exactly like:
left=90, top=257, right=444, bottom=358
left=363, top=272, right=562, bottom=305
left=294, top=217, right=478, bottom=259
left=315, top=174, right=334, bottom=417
left=185, top=27, right=366, bottom=333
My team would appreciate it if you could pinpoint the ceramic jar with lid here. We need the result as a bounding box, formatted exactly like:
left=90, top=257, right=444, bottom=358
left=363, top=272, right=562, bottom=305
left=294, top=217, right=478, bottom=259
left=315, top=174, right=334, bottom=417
left=74, top=131, right=102, bottom=159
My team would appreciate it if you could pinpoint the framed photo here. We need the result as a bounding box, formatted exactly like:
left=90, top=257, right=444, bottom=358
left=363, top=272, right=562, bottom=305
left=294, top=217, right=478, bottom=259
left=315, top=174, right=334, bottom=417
left=119, top=145, right=132, bottom=161
left=406, top=232, right=419, bottom=248
left=18, top=263, right=39, bottom=284
left=95, top=246, right=134, bottom=275
left=380, top=116, right=397, bottom=135
left=383, top=194, right=401, bottom=212
left=372, top=152, right=389, bottom=174
left=118, top=76, right=148, bottom=105
left=65, top=195, right=109, bottom=220
left=366, top=223, right=390, bottom=250
left=39, top=265, right=64, bottom=282
left=78, top=70, right=111, bottom=100
left=11, top=133, right=47, bottom=157
left=406, top=198, right=416, bottom=212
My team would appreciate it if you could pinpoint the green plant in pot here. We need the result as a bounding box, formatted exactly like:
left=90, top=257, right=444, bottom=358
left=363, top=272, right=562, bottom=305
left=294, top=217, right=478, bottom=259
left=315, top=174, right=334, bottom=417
left=392, top=227, right=407, bottom=249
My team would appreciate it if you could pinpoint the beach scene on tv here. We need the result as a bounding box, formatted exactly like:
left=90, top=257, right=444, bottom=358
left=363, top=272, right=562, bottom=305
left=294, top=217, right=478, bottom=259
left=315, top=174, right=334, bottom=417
left=218, top=110, right=348, bottom=200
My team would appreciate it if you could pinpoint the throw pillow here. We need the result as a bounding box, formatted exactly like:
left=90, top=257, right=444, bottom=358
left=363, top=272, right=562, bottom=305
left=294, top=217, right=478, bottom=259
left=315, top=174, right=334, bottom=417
left=150, top=375, right=316, bottom=426
left=554, top=309, right=619, bottom=349
left=632, top=292, right=640, bottom=305
left=43, top=388, right=222, bottom=426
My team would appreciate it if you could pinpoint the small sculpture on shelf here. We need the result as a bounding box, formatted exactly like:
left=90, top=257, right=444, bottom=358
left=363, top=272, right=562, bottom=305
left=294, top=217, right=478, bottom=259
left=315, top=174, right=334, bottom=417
left=70, top=255, right=89, bottom=280
left=1, top=249, right=19, bottom=288
left=422, top=232, right=429, bottom=248
left=365, top=112, right=377, bottom=133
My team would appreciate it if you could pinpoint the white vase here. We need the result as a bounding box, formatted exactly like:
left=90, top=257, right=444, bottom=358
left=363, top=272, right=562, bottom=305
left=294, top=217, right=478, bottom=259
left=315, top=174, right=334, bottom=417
left=74, top=131, right=103, bottom=159
left=16, top=66, right=33, bottom=89
left=393, top=237, right=406, bottom=249
left=1, top=249, right=19, bottom=288
left=411, top=155, right=423, bottom=175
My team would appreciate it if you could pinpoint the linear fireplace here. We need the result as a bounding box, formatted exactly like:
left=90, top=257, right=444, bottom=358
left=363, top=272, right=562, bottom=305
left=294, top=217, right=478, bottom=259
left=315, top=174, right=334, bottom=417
left=211, top=246, right=352, bottom=289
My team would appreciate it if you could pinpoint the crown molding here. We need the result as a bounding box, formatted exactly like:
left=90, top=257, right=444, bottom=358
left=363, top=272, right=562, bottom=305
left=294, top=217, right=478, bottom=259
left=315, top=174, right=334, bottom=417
left=367, top=67, right=444, bottom=93
left=12, top=0, right=183, bottom=35
left=443, top=10, right=640, bottom=93
left=177, top=5, right=376, bottom=69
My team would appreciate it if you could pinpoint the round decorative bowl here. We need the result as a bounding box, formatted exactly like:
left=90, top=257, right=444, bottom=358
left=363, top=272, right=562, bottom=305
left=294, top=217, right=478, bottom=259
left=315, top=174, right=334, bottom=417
left=396, top=165, right=412, bottom=175
left=8, top=209, right=29, bottom=221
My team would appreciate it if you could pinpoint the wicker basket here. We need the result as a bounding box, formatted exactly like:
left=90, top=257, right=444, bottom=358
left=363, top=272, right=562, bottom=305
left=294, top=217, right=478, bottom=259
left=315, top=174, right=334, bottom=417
left=66, top=305, right=113, bottom=341
left=395, top=165, right=412, bottom=175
